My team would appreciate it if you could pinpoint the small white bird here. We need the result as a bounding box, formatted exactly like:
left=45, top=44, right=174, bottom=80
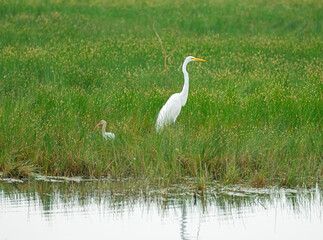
left=94, top=120, right=115, bottom=140
left=156, top=56, right=206, bottom=132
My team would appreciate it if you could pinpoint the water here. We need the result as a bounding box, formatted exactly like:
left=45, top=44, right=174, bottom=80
left=0, top=177, right=322, bottom=240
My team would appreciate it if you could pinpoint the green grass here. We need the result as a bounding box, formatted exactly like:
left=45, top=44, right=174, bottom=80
left=0, top=0, right=322, bottom=187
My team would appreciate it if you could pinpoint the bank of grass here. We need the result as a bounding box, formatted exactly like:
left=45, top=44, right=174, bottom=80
left=0, top=0, right=322, bottom=187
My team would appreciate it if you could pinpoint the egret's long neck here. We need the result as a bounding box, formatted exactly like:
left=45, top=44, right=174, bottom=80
left=101, top=122, right=107, bottom=135
left=180, top=60, right=189, bottom=106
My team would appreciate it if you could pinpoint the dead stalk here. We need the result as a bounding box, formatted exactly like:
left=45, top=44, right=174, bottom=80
left=152, top=24, right=180, bottom=88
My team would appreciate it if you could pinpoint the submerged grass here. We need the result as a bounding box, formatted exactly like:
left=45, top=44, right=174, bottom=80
left=0, top=0, right=322, bottom=187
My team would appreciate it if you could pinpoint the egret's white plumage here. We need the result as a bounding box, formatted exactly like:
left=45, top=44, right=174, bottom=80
left=94, top=120, right=115, bottom=140
left=156, top=56, right=205, bottom=132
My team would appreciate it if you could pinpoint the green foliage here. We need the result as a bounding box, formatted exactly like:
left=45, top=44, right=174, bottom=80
left=0, top=0, right=322, bottom=187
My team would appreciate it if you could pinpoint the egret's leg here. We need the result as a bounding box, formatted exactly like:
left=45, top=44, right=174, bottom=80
left=173, top=122, right=176, bottom=128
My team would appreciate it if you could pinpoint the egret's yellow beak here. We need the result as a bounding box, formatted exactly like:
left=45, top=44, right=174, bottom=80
left=192, top=57, right=206, bottom=62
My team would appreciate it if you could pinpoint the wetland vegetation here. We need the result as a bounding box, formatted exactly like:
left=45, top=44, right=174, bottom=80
left=0, top=0, right=322, bottom=187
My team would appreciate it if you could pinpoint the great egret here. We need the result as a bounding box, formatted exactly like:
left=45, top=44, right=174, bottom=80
left=156, top=56, right=206, bottom=131
left=94, top=120, right=115, bottom=140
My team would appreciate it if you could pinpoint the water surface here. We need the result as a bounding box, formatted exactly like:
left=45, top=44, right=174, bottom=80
left=0, top=177, right=322, bottom=240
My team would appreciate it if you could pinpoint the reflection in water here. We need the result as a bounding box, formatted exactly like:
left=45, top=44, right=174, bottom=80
left=0, top=178, right=322, bottom=240
left=181, top=203, right=188, bottom=240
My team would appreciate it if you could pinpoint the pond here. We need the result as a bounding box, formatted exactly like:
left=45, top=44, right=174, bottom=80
left=0, top=177, right=322, bottom=240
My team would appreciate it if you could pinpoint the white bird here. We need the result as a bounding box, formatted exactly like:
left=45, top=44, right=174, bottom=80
left=94, top=120, right=115, bottom=140
left=156, top=56, right=206, bottom=131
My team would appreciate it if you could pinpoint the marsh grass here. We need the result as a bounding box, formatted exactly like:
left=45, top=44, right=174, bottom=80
left=0, top=0, right=322, bottom=187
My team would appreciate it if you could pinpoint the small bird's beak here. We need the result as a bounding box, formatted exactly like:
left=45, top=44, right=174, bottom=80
left=94, top=123, right=102, bottom=131
left=192, top=57, right=206, bottom=62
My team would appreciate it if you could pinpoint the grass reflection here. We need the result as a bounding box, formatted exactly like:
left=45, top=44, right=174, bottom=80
left=1, top=178, right=321, bottom=217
